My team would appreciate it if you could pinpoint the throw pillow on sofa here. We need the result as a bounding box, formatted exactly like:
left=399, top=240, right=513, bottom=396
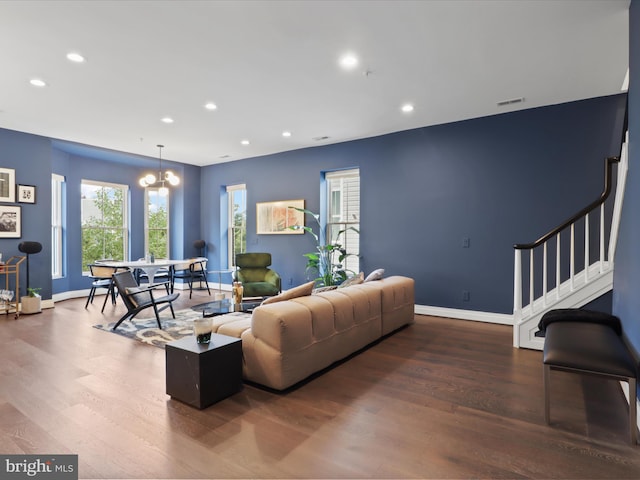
left=312, top=285, right=338, bottom=294
left=338, top=272, right=364, bottom=288
left=261, top=280, right=315, bottom=305
left=364, top=268, right=385, bottom=282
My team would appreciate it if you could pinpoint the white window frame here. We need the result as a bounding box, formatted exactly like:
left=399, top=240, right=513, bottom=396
left=51, top=173, right=65, bottom=279
left=227, top=183, right=247, bottom=268
left=81, top=179, right=129, bottom=272
left=325, top=168, right=360, bottom=275
left=144, top=187, right=170, bottom=259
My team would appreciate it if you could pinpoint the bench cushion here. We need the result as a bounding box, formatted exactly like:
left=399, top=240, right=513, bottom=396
left=544, top=321, right=636, bottom=378
left=539, top=308, right=622, bottom=335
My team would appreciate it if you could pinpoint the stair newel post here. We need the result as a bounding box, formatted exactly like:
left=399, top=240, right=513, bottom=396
left=513, top=248, right=522, bottom=347
left=513, top=249, right=522, bottom=312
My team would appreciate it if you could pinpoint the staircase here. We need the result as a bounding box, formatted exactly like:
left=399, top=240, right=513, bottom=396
left=513, top=135, right=628, bottom=350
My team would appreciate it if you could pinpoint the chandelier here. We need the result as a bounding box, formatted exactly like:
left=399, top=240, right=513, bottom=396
left=138, top=144, right=180, bottom=196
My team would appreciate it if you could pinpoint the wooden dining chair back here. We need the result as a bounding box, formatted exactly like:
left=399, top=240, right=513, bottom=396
left=171, top=258, right=210, bottom=299
left=85, top=263, right=121, bottom=312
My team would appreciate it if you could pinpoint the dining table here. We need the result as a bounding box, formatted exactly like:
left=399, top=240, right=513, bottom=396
left=97, top=258, right=197, bottom=285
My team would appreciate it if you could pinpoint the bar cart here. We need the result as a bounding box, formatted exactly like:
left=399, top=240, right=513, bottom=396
left=0, top=256, right=25, bottom=318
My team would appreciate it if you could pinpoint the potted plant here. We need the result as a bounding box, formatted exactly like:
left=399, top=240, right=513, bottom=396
left=21, top=287, right=42, bottom=314
left=288, top=206, right=359, bottom=287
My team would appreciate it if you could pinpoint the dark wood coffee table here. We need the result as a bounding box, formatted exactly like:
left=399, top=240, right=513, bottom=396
left=190, top=298, right=262, bottom=317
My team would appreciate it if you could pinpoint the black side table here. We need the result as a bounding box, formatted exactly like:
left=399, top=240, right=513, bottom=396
left=165, top=333, right=242, bottom=409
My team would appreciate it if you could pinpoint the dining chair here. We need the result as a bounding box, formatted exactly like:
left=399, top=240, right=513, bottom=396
left=172, top=258, right=210, bottom=299
left=85, top=263, right=122, bottom=312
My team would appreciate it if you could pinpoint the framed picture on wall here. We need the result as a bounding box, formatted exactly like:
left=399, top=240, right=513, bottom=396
left=256, top=199, right=305, bottom=234
left=0, top=205, right=21, bottom=238
left=0, top=168, right=16, bottom=203
left=17, top=185, right=36, bottom=204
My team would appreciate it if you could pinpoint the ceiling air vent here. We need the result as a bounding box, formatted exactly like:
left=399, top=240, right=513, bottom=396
left=497, top=97, right=525, bottom=107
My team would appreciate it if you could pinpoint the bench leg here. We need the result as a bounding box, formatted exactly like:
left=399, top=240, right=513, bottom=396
left=544, top=364, right=551, bottom=424
left=629, top=376, right=637, bottom=445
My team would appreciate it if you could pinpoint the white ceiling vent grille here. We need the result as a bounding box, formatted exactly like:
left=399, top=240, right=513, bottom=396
left=497, top=97, right=525, bottom=107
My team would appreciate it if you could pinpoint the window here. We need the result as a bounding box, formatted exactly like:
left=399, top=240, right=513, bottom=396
left=145, top=188, right=169, bottom=259
left=81, top=180, right=128, bottom=270
left=325, top=168, right=360, bottom=275
left=51, top=174, right=65, bottom=278
left=227, top=184, right=247, bottom=268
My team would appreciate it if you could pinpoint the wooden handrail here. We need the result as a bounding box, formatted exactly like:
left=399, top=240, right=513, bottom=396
left=513, top=156, right=620, bottom=250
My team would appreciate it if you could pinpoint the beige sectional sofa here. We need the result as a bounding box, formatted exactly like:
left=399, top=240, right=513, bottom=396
left=211, top=275, right=415, bottom=391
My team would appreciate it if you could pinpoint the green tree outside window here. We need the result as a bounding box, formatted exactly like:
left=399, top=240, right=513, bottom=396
left=81, top=182, right=128, bottom=269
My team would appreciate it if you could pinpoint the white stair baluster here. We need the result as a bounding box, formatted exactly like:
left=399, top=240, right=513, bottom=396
left=543, top=242, right=548, bottom=307
left=584, top=213, right=589, bottom=283
left=570, top=224, right=575, bottom=291
left=556, top=233, right=561, bottom=301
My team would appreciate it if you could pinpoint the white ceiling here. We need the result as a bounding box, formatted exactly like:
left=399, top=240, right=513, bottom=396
left=0, top=0, right=630, bottom=167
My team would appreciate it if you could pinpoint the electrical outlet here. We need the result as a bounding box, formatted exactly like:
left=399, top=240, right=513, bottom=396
left=462, top=237, right=470, bottom=248
left=289, top=277, right=294, bottom=286
left=462, top=290, right=470, bottom=301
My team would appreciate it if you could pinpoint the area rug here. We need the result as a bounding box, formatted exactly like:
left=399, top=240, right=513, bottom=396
left=93, top=309, right=250, bottom=348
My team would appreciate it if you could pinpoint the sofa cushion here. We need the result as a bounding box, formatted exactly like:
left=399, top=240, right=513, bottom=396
left=312, top=285, right=338, bottom=294
left=261, top=280, right=315, bottom=305
left=364, top=268, right=385, bottom=282
left=338, top=272, right=364, bottom=288
left=243, top=275, right=415, bottom=390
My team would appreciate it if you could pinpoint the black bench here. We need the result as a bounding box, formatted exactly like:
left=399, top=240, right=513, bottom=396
left=538, top=309, right=638, bottom=444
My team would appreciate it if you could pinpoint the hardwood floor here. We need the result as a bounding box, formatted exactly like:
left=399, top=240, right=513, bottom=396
left=1, top=290, right=639, bottom=479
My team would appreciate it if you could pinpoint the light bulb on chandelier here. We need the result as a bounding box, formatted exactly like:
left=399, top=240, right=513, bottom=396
left=138, top=144, right=180, bottom=192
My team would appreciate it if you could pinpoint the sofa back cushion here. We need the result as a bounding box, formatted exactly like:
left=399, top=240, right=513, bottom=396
left=261, top=280, right=314, bottom=305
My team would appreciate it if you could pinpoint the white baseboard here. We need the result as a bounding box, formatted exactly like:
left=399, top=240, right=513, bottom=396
left=52, top=281, right=224, bottom=304
left=415, top=304, right=514, bottom=325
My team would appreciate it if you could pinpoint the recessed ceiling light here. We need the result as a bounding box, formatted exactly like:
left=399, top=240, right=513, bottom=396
left=282, top=131, right=292, bottom=138
left=339, top=53, right=359, bottom=70
left=29, top=78, right=47, bottom=87
left=66, top=52, right=85, bottom=63
left=161, top=117, right=174, bottom=124
left=204, top=102, right=217, bottom=110
left=401, top=103, right=414, bottom=113
left=241, top=139, right=250, bottom=146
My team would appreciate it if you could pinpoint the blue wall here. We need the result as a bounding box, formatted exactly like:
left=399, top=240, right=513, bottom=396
left=202, top=94, right=626, bottom=314
left=0, top=129, right=52, bottom=299
left=50, top=146, right=201, bottom=295
left=613, top=0, right=640, bottom=363
left=0, top=81, right=628, bottom=318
